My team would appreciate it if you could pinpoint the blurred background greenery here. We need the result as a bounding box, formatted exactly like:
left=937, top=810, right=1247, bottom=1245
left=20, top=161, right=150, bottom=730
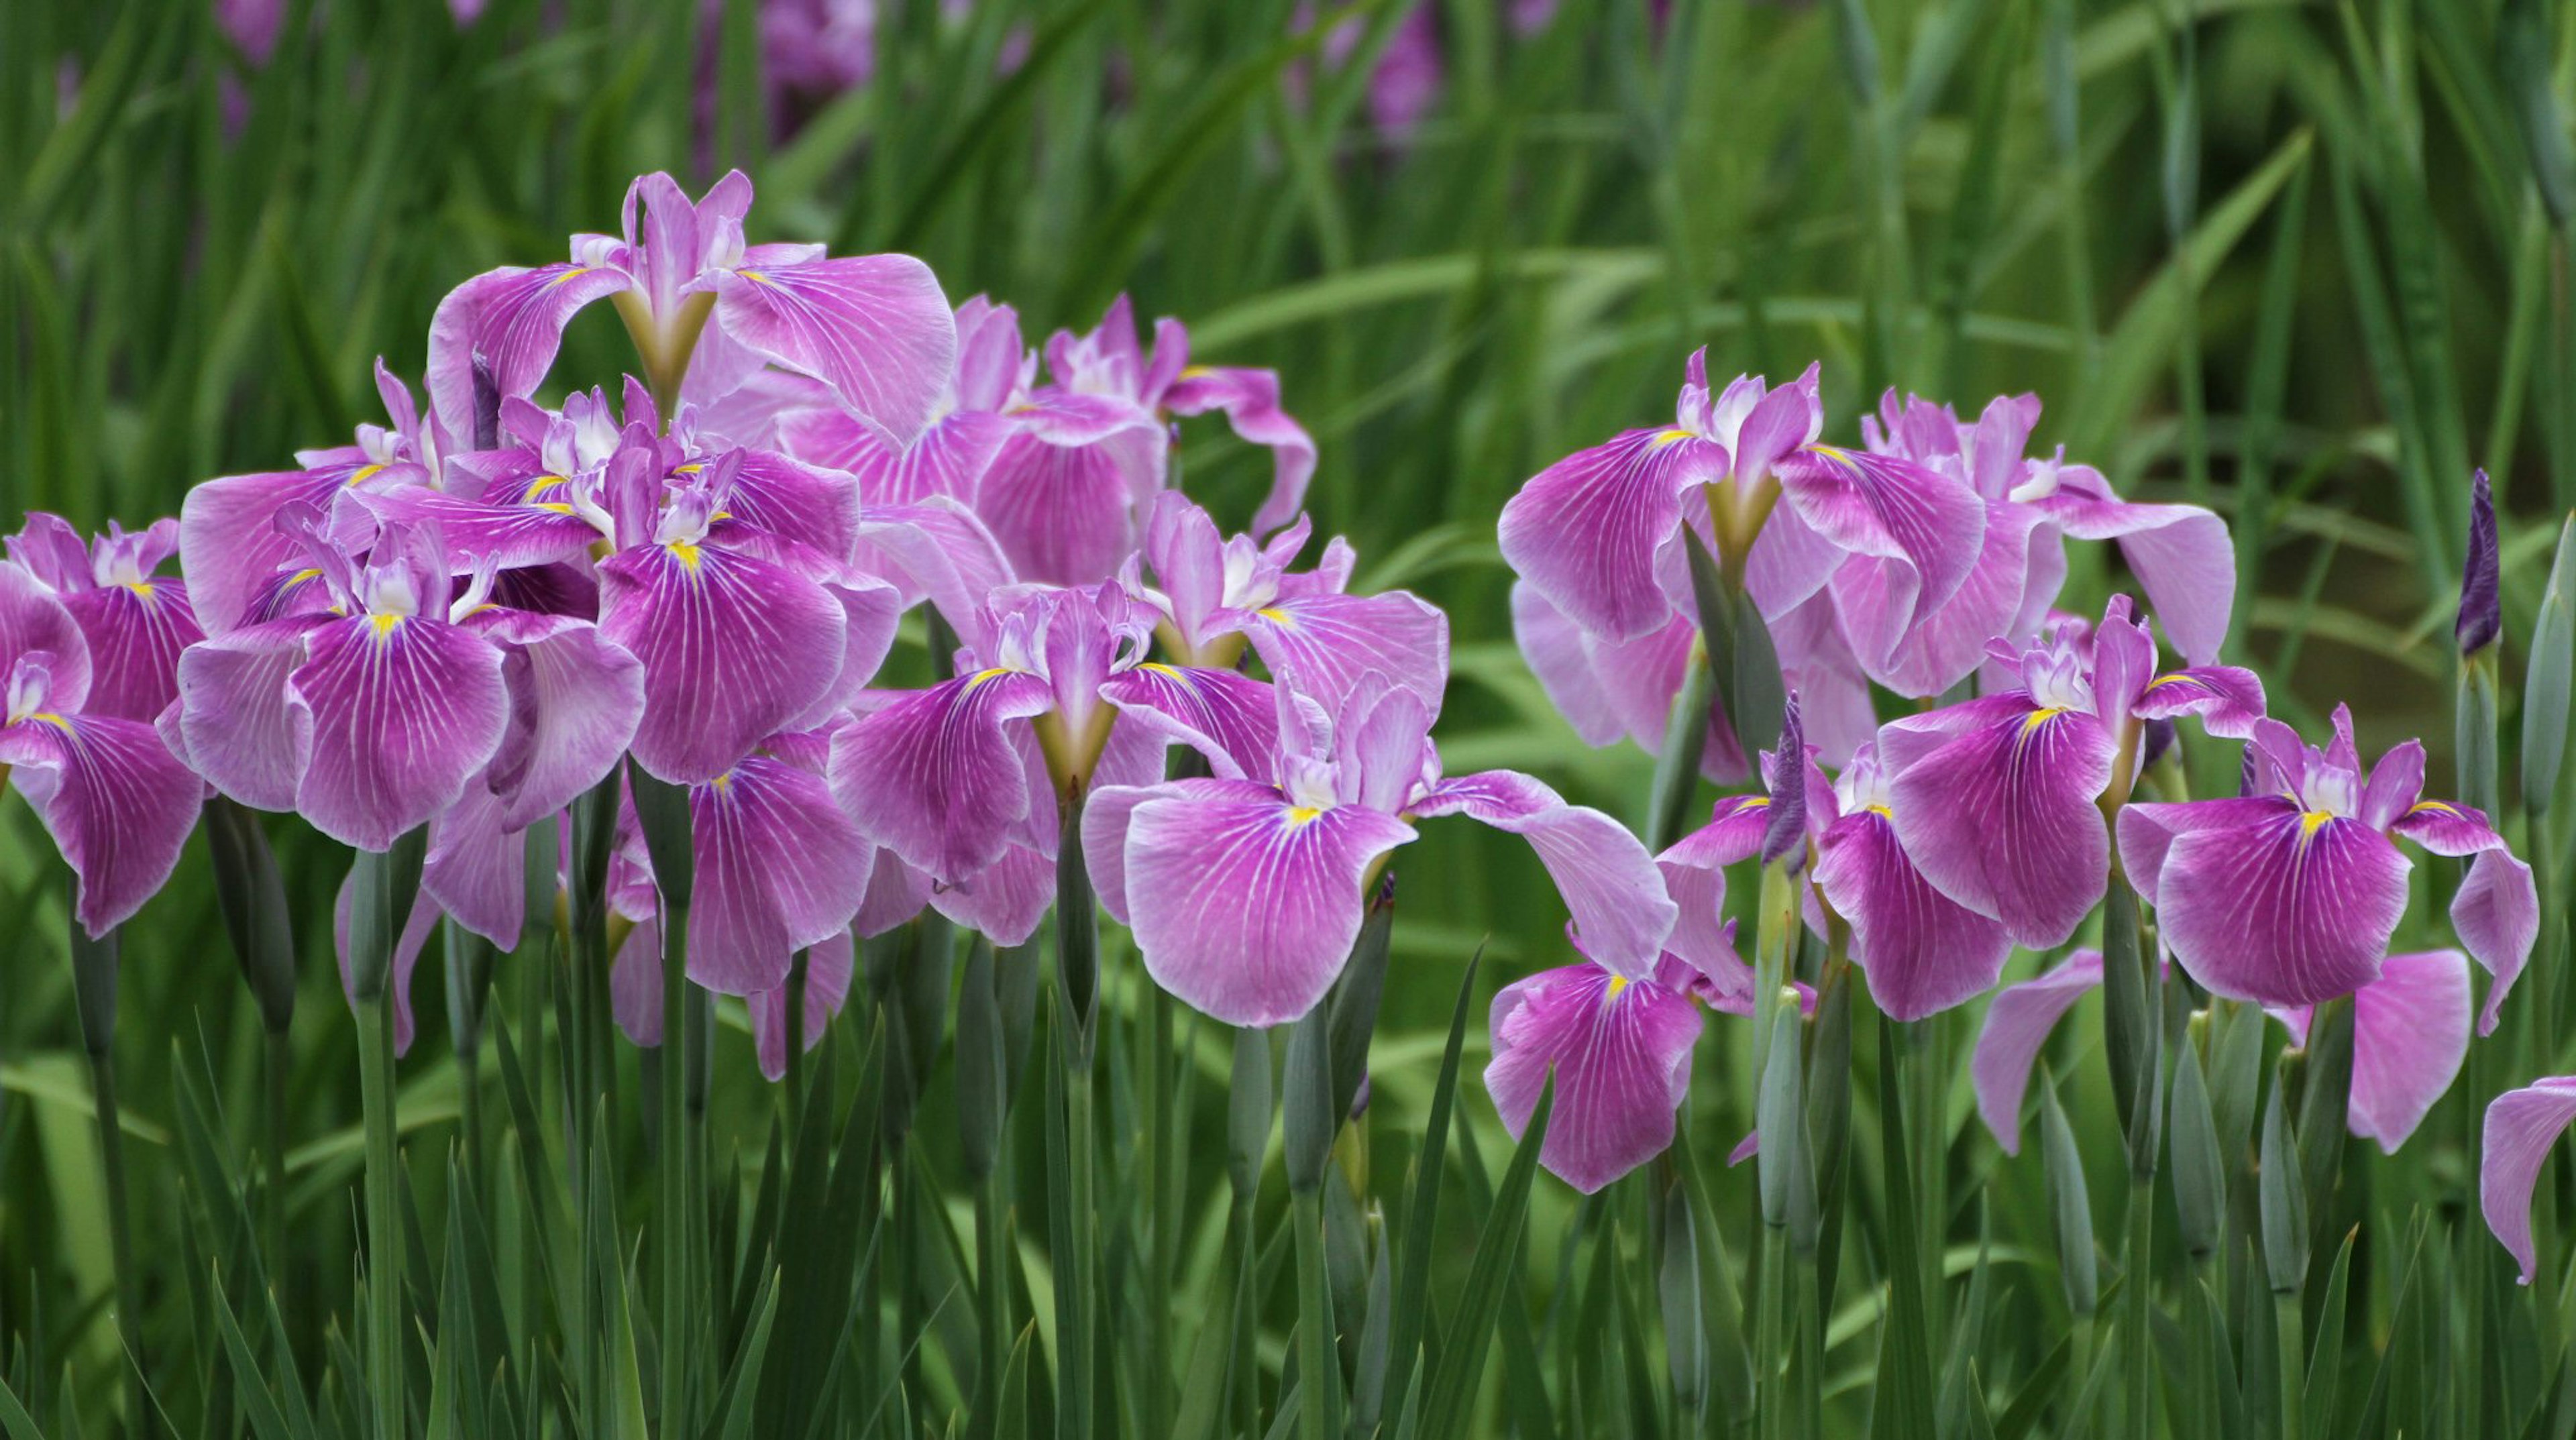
left=1, top=0, right=2570, bottom=1433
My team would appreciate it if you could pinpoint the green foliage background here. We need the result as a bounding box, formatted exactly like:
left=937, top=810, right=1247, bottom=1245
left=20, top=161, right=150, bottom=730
left=1, top=0, right=2572, bottom=1436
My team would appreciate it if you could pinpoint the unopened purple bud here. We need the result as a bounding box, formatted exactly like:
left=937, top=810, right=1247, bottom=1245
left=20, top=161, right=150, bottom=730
left=2139, top=716, right=2179, bottom=773
left=1760, top=690, right=1807, bottom=867
left=2459, top=469, right=2501, bottom=655
left=1348, top=1072, right=1373, bottom=1123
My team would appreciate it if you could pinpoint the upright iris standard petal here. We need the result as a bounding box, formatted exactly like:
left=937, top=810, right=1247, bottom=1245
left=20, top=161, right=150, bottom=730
left=290, top=613, right=511, bottom=851
left=598, top=537, right=849, bottom=783
left=2482, top=1076, right=2576, bottom=1284
left=2144, top=801, right=2411, bottom=1006
left=1886, top=703, right=2116, bottom=948
left=1970, top=951, right=2104, bottom=1155
left=688, top=756, right=873, bottom=995
left=748, top=929, right=855, bottom=1081
left=1112, top=777, right=1415, bottom=1027
left=713, top=258, right=958, bottom=447
left=1497, top=428, right=1728, bottom=643
left=1484, top=961, right=1704, bottom=1193
left=828, top=669, right=1056, bottom=882
left=1411, top=769, right=1680, bottom=977
left=1812, top=801, right=2011, bottom=1021
left=975, top=424, right=1165, bottom=586
left=0, top=710, right=205, bottom=936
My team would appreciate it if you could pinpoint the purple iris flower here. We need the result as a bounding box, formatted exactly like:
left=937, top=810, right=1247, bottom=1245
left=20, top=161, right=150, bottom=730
left=775, top=296, right=1030, bottom=509
left=1878, top=595, right=2265, bottom=950
left=2118, top=705, right=2538, bottom=1024
left=2483, top=1076, right=2576, bottom=1284
left=1853, top=391, right=2236, bottom=691
left=7, top=514, right=203, bottom=722
left=1082, top=669, right=1676, bottom=1028
left=1974, top=947, right=2469, bottom=1157
left=0, top=555, right=202, bottom=936
left=427, top=169, right=957, bottom=453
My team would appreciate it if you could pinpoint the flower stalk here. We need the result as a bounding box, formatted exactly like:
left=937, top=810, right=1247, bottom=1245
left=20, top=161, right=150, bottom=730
left=347, top=828, right=426, bottom=1440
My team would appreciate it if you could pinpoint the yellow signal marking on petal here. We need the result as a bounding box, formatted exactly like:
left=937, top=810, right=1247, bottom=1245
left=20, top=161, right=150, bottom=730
left=349, top=464, right=386, bottom=486
left=1650, top=428, right=1697, bottom=449
left=288, top=567, right=323, bottom=584
left=2299, top=810, right=2335, bottom=837
left=1604, top=975, right=1631, bottom=1002
left=527, top=475, right=568, bottom=494
left=27, top=713, right=72, bottom=733
left=667, top=541, right=703, bottom=571
left=1866, top=803, right=1894, bottom=820
left=548, top=266, right=590, bottom=286
left=2408, top=800, right=2463, bottom=818
left=965, top=667, right=1015, bottom=689
left=674, top=463, right=705, bottom=476
left=126, top=581, right=156, bottom=599
left=1256, top=607, right=1292, bottom=625
left=1140, top=661, right=1185, bottom=678
left=534, top=502, right=576, bottom=514
left=2021, top=706, right=2065, bottom=733
left=737, top=270, right=772, bottom=285
left=711, top=773, right=733, bottom=792
left=2143, top=673, right=2194, bottom=690
left=370, top=613, right=403, bottom=638
left=1806, top=443, right=1854, bottom=464
left=1285, top=806, right=1324, bottom=826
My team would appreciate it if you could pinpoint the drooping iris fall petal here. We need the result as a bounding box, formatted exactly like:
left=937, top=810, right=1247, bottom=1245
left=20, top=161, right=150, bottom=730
left=2482, top=1076, right=2576, bottom=1284
left=1970, top=950, right=2104, bottom=1156
left=829, top=669, right=1057, bottom=882
left=1485, top=961, right=1703, bottom=1193
left=290, top=612, right=511, bottom=851
left=2131, top=799, right=2410, bottom=1007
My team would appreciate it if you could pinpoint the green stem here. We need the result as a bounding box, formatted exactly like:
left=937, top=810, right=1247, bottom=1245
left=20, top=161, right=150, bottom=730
left=88, top=1046, right=147, bottom=1434
left=1292, top=1188, right=1336, bottom=1440
left=659, top=897, right=692, bottom=1436
left=975, top=1168, right=1013, bottom=1435
left=1059, top=1060, right=1097, bottom=1440
left=1756, top=1224, right=1786, bottom=1440
left=1144, top=984, right=1175, bottom=1439
left=263, top=1023, right=291, bottom=1290
left=2274, top=1289, right=2306, bottom=1440
left=356, top=991, right=407, bottom=1439
left=2123, top=1176, right=2155, bottom=1438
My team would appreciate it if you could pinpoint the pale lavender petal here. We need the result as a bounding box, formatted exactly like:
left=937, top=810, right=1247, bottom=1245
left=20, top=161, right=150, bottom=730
left=0, top=563, right=92, bottom=707
left=467, top=610, right=647, bottom=831
left=1656, top=798, right=1768, bottom=1005
left=176, top=466, right=344, bottom=636
left=1885, top=705, right=2116, bottom=948
left=2455, top=849, right=2538, bottom=1035
left=175, top=618, right=321, bottom=812
left=928, top=841, right=1057, bottom=947
left=611, top=914, right=665, bottom=1047
left=0, top=713, right=203, bottom=935
left=1162, top=366, right=1317, bottom=533
left=598, top=540, right=849, bottom=783
left=1413, top=770, right=1678, bottom=977
left=423, top=776, right=526, bottom=949
left=1120, top=779, right=1416, bottom=1026
left=1776, top=444, right=1986, bottom=618
left=1499, top=428, right=1728, bottom=643
left=2347, top=949, right=2469, bottom=1153
left=749, top=929, right=855, bottom=1081
left=2035, top=471, right=2235, bottom=665
left=690, top=755, right=874, bottom=995
left=1813, top=806, right=2012, bottom=1022
left=1098, top=663, right=1279, bottom=779
left=1238, top=590, right=1448, bottom=716
left=975, top=426, right=1165, bottom=586
left=828, top=669, right=1055, bottom=881
left=784, top=407, right=1014, bottom=508
left=1510, top=580, right=1625, bottom=746
left=1970, top=950, right=2103, bottom=1156
left=2482, top=1076, right=2576, bottom=1284
left=851, top=498, right=1018, bottom=643
left=714, top=257, right=958, bottom=447
left=2149, top=801, right=2411, bottom=1006
left=855, top=847, right=933, bottom=936
left=1484, top=962, right=1703, bottom=1193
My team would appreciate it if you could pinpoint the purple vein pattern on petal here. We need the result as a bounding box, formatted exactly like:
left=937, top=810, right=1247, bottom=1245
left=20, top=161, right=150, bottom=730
left=1415, top=770, right=1678, bottom=977
left=750, top=929, right=855, bottom=1081
left=2483, top=1076, right=2576, bottom=1284
left=688, top=756, right=873, bottom=995
left=1485, top=962, right=1704, bottom=1193
left=1097, top=664, right=1280, bottom=779
left=1969, top=950, right=2102, bottom=1155
left=65, top=581, right=203, bottom=724
left=598, top=541, right=847, bottom=783
left=2147, top=801, right=2410, bottom=1006
left=714, top=257, right=957, bottom=447
left=0, top=713, right=204, bottom=936
left=2453, top=848, right=2538, bottom=1035
left=1813, top=806, right=2011, bottom=1021
left=828, top=668, right=1055, bottom=883
left=1775, top=445, right=1986, bottom=620
left=1498, top=429, right=1727, bottom=643
left=1240, top=590, right=1449, bottom=716
left=426, top=264, right=633, bottom=441
left=290, top=614, right=510, bottom=851
left=176, top=619, right=320, bottom=812
left=1886, top=706, right=2114, bottom=948
left=1120, top=778, right=1416, bottom=1027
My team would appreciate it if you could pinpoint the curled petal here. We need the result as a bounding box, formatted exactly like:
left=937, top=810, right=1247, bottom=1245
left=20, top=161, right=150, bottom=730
left=356, top=486, right=600, bottom=571
left=1, top=714, right=203, bottom=936
left=1813, top=807, right=2012, bottom=1021
left=1098, top=663, right=1279, bottom=779
left=1119, top=779, right=1416, bottom=1027
left=1238, top=591, right=1449, bottom=718
left=176, top=619, right=321, bottom=812
left=851, top=498, right=1018, bottom=645
left=291, top=615, right=510, bottom=852
left=690, top=756, right=875, bottom=995
left=423, top=777, right=528, bottom=950
left=1485, top=962, right=1703, bottom=1193
left=720, top=449, right=866, bottom=562
left=1655, top=797, right=1769, bottom=1005
left=1970, top=951, right=2103, bottom=1156
left=2483, top=1076, right=2576, bottom=1284
left=598, top=541, right=849, bottom=783
left=714, top=256, right=959, bottom=447
left=1885, top=704, right=2115, bottom=948
left=2454, top=849, right=2538, bottom=1036
left=1836, top=500, right=2042, bottom=700
left=2150, top=801, right=2410, bottom=1006
left=469, top=611, right=647, bottom=830
left=176, top=466, right=344, bottom=636
left=1776, top=445, right=1986, bottom=621
left=1499, top=428, right=1727, bottom=644
left=2033, top=472, right=2235, bottom=665
left=749, top=930, right=856, bottom=1081
left=929, top=842, right=1057, bottom=948
left=1163, top=366, right=1317, bottom=533
left=1413, top=770, right=1679, bottom=978
left=828, top=669, right=1056, bottom=882
left=0, top=563, right=92, bottom=707
left=427, top=264, right=634, bottom=443
left=2388, top=796, right=2506, bottom=856
left=2133, top=665, right=2266, bottom=739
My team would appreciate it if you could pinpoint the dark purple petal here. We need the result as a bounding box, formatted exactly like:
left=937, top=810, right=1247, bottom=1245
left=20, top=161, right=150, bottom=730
left=1411, top=769, right=1678, bottom=977
left=466, top=610, right=647, bottom=831
left=291, top=614, right=511, bottom=851
left=1813, top=806, right=2012, bottom=1021
left=1098, top=663, right=1279, bottom=779
left=176, top=465, right=343, bottom=636
left=2151, top=804, right=2410, bottom=1006
left=2387, top=795, right=2505, bottom=856
left=688, top=755, right=873, bottom=995
left=0, top=563, right=92, bottom=708
left=1484, top=962, right=1703, bottom=1193
left=61, top=581, right=203, bottom=724
left=1886, top=704, right=2115, bottom=948
left=828, top=669, right=1055, bottom=882
left=1119, top=778, right=1416, bottom=1026
left=713, top=256, right=958, bottom=447
left=1970, top=951, right=2102, bottom=1156
left=598, top=539, right=849, bottom=783
left=2460, top=468, right=2500, bottom=654
left=1499, top=428, right=1727, bottom=643
left=2485, top=1076, right=2576, bottom=1283
left=0, top=713, right=203, bottom=935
